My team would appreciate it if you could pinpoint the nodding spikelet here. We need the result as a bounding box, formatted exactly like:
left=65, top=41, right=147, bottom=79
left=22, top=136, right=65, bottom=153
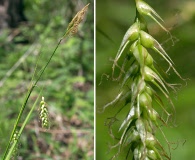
left=67, top=3, right=90, bottom=35
left=39, top=97, right=49, bottom=129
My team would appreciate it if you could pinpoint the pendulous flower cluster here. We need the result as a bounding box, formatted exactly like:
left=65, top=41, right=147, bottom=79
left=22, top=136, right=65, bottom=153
left=104, top=0, right=185, bottom=159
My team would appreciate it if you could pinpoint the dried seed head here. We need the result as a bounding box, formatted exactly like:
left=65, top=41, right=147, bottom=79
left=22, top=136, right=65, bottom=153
left=67, top=3, right=89, bottom=35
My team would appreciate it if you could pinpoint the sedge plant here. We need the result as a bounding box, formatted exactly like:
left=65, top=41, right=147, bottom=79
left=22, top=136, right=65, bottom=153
left=100, top=0, right=186, bottom=159
left=3, top=3, right=89, bottom=160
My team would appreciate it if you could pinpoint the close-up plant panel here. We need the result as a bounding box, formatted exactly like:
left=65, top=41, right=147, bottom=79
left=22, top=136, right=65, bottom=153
left=0, top=0, right=94, bottom=159
left=97, top=0, right=195, bottom=159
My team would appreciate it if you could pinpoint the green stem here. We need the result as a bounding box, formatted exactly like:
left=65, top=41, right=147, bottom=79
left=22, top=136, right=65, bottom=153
left=5, top=90, right=42, bottom=160
left=3, top=74, right=37, bottom=159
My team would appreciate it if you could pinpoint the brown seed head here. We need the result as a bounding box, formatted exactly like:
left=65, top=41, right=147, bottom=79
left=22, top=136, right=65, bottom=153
left=67, top=3, right=90, bottom=35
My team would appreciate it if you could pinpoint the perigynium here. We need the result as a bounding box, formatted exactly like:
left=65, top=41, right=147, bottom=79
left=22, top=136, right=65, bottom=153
left=101, top=0, right=186, bottom=159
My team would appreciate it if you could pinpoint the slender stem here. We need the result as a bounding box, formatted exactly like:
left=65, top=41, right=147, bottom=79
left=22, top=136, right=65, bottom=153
left=3, top=76, right=36, bottom=159
left=5, top=91, right=42, bottom=160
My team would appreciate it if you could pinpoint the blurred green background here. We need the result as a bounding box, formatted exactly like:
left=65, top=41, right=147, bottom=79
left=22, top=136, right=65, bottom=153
left=96, top=0, right=195, bottom=159
left=0, top=0, right=94, bottom=159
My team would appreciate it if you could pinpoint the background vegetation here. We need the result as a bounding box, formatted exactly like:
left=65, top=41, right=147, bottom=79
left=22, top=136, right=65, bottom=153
left=0, top=0, right=94, bottom=159
left=96, top=0, right=195, bottom=159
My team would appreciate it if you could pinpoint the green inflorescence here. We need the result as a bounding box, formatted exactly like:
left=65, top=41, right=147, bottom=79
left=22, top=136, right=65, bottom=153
left=39, top=97, right=50, bottom=129
left=103, top=0, right=185, bottom=159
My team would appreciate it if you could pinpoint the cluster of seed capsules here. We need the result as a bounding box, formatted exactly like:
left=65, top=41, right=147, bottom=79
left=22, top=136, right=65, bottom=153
left=39, top=97, right=49, bottom=129
left=109, top=0, right=184, bottom=159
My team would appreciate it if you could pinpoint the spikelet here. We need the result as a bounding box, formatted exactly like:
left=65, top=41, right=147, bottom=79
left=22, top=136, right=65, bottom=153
left=39, top=97, right=50, bottom=129
left=67, top=3, right=90, bottom=35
